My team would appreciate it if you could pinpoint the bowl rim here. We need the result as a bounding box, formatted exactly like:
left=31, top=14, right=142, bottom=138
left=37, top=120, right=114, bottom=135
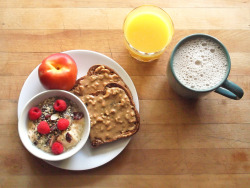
left=18, top=89, right=90, bottom=161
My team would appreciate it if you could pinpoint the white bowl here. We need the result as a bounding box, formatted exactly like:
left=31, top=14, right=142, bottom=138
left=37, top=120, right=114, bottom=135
left=18, top=90, right=90, bottom=161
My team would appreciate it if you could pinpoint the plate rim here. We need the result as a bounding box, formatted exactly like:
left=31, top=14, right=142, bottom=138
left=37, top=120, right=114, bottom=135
left=17, top=49, right=139, bottom=170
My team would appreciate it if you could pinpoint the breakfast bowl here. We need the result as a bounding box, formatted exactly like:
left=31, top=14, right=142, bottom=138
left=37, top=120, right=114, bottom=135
left=18, top=90, right=90, bottom=161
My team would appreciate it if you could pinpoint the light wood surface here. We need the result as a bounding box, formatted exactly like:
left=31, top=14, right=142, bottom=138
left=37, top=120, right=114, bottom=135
left=1, top=0, right=249, bottom=187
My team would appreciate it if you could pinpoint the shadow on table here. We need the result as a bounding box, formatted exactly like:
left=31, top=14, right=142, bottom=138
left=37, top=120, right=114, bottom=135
left=23, top=142, right=129, bottom=186
left=168, top=88, right=205, bottom=124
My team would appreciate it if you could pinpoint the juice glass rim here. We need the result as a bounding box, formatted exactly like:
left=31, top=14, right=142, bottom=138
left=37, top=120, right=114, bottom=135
left=123, top=5, right=175, bottom=56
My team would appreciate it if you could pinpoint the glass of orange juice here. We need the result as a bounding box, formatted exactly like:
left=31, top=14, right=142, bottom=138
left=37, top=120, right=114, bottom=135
left=123, top=5, right=174, bottom=62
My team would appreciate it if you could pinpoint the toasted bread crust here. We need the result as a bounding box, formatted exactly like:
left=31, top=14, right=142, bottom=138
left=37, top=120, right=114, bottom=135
left=87, top=65, right=101, bottom=76
left=87, top=83, right=140, bottom=147
left=87, top=65, right=117, bottom=76
left=71, top=65, right=131, bottom=96
left=71, top=74, right=87, bottom=92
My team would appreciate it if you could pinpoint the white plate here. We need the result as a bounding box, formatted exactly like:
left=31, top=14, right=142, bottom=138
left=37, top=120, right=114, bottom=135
left=18, top=50, right=139, bottom=170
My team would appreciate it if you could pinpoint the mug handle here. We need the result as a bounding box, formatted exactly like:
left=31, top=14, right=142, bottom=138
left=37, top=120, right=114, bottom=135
left=214, top=80, right=244, bottom=100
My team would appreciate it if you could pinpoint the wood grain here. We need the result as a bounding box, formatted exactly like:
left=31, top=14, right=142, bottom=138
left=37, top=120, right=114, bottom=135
left=1, top=174, right=249, bottom=188
left=0, top=0, right=249, bottom=187
left=1, top=0, right=249, bottom=8
left=128, top=123, right=250, bottom=149
left=0, top=30, right=249, bottom=53
left=140, top=100, right=250, bottom=124
left=0, top=8, right=249, bottom=29
left=0, top=148, right=249, bottom=175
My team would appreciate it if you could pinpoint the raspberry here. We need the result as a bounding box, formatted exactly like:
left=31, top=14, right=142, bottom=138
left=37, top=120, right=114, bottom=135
left=57, top=118, right=69, bottom=130
left=51, top=142, right=64, bottom=155
left=53, top=99, right=67, bottom=112
left=28, top=107, right=42, bottom=120
left=37, top=121, right=50, bottom=134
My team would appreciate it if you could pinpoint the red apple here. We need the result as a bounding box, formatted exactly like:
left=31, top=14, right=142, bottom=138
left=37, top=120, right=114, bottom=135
left=38, top=53, right=77, bottom=91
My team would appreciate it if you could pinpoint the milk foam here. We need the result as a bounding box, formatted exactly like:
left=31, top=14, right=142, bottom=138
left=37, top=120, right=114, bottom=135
left=173, top=37, right=228, bottom=91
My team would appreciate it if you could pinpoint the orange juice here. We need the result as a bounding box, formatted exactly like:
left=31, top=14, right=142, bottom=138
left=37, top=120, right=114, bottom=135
left=123, top=5, right=174, bottom=62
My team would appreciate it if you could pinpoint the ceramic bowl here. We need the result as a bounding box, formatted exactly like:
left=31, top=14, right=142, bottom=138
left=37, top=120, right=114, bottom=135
left=18, top=90, right=90, bottom=161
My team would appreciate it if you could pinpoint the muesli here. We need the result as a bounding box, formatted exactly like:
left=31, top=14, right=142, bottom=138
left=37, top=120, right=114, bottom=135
left=27, top=97, right=84, bottom=155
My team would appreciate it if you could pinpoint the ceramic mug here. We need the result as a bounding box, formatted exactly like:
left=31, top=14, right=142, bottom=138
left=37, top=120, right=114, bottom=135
left=167, top=34, right=244, bottom=100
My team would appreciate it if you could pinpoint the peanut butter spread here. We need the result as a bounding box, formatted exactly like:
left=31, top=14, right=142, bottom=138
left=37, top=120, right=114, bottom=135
left=81, top=87, right=137, bottom=144
left=72, top=65, right=126, bottom=96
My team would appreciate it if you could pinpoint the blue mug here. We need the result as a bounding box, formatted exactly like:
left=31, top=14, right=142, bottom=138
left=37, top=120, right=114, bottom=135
left=167, top=34, right=244, bottom=100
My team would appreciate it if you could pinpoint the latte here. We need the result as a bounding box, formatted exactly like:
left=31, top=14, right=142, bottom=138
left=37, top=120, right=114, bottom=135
left=172, top=37, right=228, bottom=91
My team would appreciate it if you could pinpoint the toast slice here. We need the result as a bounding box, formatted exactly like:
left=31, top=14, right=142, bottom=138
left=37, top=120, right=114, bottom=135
left=80, top=83, right=140, bottom=147
left=71, top=65, right=131, bottom=96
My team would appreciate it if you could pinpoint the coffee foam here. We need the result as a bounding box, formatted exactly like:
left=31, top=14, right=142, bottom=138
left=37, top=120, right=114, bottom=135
left=172, top=37, right=228, bottom=91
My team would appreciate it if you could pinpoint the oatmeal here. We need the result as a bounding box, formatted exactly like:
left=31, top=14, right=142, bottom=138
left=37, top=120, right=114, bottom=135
left=28, top=97, right=85, bottom=154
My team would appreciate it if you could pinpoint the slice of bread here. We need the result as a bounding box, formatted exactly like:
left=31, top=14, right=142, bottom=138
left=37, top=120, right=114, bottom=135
left=81, top=83, right=140, bottom=147
left=71, top=65, right=131, bottom=96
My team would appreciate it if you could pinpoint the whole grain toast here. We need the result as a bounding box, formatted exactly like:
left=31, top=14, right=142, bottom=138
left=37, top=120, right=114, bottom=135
left=71, top=65, right=131, bottom=96
left=81, top=83, right=140, bottom=147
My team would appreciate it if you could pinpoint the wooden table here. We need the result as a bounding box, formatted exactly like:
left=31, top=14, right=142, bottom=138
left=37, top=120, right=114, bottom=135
left=1, top=0, right=249, bottom=187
